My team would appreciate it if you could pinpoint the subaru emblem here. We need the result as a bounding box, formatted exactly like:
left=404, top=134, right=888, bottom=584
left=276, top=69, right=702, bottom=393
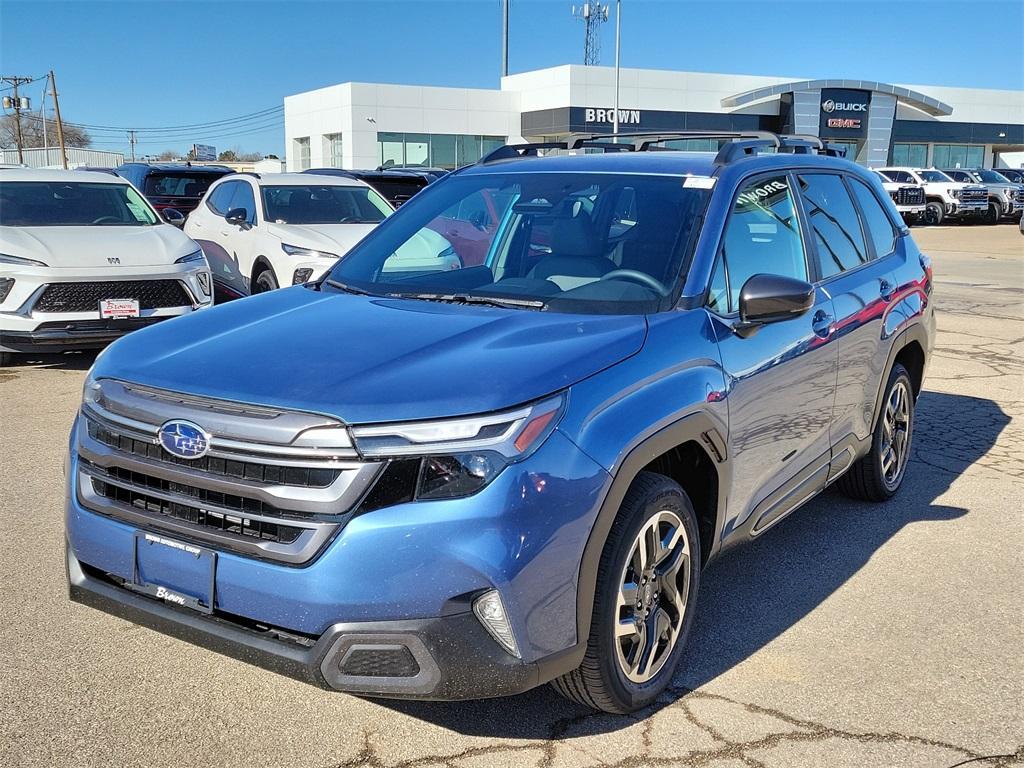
left=158, top=420, right=210, bottom=460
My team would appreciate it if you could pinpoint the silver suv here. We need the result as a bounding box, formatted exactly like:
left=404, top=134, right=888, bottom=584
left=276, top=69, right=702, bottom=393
left=943, top=168, right=1023, bottom=223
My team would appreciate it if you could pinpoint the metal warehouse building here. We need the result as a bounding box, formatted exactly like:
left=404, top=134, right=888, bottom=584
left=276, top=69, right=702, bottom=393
left=284, top=65, right=1024, bottom=172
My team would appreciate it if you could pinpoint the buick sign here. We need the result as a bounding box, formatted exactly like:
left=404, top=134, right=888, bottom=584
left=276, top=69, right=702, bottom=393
left=158, top=420, right=211, bottom=460
left=822, top=99, right=867, bottom=113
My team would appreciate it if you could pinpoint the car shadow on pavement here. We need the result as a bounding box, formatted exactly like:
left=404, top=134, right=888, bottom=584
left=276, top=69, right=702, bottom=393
left=373, top=391, right=1010, bottom=739
left=0, top=351, right=97, bottom=375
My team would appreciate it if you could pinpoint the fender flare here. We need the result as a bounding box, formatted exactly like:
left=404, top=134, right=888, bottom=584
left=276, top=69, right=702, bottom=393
left=537, top=411, right=729, bottom=683
left=250, top=256, right=275, bottom=288
left=869, top=321, right=928, bottom=434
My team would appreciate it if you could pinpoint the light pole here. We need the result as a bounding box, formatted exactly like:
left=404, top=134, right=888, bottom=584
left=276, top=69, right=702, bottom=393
left=612, top=0, right=621, bottom=137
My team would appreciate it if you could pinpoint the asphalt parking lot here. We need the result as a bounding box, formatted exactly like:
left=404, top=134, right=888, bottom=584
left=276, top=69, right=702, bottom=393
left=1, top=224, right=1021, bottom=768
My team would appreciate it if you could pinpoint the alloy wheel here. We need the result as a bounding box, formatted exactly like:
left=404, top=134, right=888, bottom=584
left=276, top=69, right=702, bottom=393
left=614, top=509, right=691, bottom=683
left=880, top=380, right=912, bottom=489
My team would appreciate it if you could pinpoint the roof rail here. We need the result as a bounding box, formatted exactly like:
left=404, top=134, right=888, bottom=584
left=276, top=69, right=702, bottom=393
left=478, top=130, right=846, bottom=167
left=235, top=171, right=261, bottom=179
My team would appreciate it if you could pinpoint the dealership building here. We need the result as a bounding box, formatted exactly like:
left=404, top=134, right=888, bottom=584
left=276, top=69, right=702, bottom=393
left=284, top=65, right=1024, bottom=172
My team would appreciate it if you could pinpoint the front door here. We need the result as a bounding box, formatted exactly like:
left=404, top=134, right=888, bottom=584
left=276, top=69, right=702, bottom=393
left=706, top=172, right=839, bottom=538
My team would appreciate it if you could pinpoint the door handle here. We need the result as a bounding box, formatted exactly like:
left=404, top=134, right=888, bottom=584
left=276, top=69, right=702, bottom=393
left=879, top=279, right=896, bottom=301
left=812, top=309, right=833, bottom=337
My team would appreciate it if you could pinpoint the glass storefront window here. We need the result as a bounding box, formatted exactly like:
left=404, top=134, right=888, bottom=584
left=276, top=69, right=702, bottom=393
left=294, top=137, right=311, bottom=170
left=430, top=134, right=457, bottom=169
left=404, top=133, right=429, bottom=166
left=378, top=132, right=404, bottom=168
left=932, top=144, right=984, bottom=169
left=456, top=135, right=482, bottom=168
left=892, top=143, right=928, bottom=167
left=378, top=133, right=508, bottom=169
left=325, top=133, right=343, bottom=167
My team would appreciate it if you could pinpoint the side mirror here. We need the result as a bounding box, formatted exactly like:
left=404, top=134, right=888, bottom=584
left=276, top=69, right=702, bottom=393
left=225, top=208, right=248, bottom=227
left=162, top=208, right=186, bottom=228
left=738, top=273, right=815, bottom=327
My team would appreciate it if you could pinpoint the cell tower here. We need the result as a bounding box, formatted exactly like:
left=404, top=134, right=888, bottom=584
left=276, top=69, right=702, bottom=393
left=571, top=3, right=609, bottom=65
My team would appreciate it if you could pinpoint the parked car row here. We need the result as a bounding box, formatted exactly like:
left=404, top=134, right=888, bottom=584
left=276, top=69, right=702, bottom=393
left=876, top=166, right=1024, bottom=226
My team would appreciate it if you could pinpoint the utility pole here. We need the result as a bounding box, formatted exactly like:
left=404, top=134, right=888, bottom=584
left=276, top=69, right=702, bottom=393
left=501, top=0, right=510, bottom=78
left=128, top=129, right=137, bottom=161
left=612, top=0, right=621, bottom=137
left=40, top=80, right=49, bottom=166
left=48, top=71, right=68, bottom=169
left=1, top=75, right=34, bottom=164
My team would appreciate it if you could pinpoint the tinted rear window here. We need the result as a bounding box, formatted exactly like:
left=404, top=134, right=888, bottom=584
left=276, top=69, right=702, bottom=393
left=143, top=172, right=228, bottom=198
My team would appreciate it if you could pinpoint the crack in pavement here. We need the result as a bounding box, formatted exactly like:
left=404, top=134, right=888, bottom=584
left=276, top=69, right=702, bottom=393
left=318, top=686, right=1022, bottom=768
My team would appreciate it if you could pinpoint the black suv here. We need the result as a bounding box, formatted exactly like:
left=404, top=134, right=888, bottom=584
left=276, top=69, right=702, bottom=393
left=115, top=162, right=234, bottom=218
left=303, top=168, right=430, bottom=207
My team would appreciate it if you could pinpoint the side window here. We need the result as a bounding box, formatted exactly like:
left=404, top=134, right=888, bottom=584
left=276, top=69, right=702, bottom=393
left=206, top=182, right=236, bottom=216
left=797, top=173, right=868, bottom=279
left=229, top=182, right=257, bottom=224
left=848, top=178, right=896, bottom=258
left=716, top=175, right=807, bottom=313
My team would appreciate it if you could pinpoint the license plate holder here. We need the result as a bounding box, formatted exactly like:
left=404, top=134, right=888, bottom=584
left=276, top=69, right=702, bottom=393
left=130, top=532, right=216, bottom=614
left=99, top=298, right=140, bottom=319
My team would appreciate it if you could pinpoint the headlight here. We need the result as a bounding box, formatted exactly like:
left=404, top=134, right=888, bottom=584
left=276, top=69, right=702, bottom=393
left=175, top=249, right=207, bottom=265
left=949, top=189, right=960, bottom=198
left=282, top=243, right=339, bottom=260
left=82, top=372, right=102, bottom=408
left=0, top=252, right=48, bottom=267
left=351, top=395, right=565, bottom=501
left=1003, top=188, right=1015, bottom=198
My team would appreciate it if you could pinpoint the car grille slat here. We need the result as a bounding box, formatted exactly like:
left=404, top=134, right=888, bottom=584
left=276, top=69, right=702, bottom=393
left=893, top=187, right=925, bottom=206
left=35, top=280, right=191, bottom=313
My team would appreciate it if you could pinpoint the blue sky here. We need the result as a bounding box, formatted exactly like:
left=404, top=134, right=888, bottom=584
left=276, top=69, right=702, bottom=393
left=2, top=0, right=1021, bottom=157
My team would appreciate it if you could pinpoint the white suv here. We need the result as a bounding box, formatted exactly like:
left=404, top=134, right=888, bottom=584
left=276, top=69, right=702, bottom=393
left=0, top=168, right=212, bottom=366
left=877, top=167, right=988, bottom=225
left=185, top=172, right=457, bottom=293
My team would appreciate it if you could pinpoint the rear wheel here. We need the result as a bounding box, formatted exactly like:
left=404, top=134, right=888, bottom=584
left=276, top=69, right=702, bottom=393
left=551, top=472, right=700, bottom=713
left=838, top=363, right=915, bottom=502
left=253, top=268, right=279, bottom=294
left=924, top=201, right=943, bottom=226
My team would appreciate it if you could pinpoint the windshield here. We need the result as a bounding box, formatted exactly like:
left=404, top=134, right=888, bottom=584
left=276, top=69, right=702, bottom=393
left=262, top=184, right=391, bottom=224
left=143, top=171, right=227, bottom=198
left=918, top=170, right=954, bottom=183
left=975, top=169, right=1010, bottom=183
left=324, top=172, right=711, bottom=315
left=0, top=181, right=158, bottom=226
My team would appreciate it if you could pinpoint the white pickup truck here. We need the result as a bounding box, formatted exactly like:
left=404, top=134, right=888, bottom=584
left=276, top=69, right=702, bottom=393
left=873, top=170, right=926, bottom=223
left=877, top=167, right=988, bottom=225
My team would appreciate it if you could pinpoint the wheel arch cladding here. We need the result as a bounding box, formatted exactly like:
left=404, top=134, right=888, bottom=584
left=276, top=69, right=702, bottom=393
left=251, top=256, right=274, bottom=285
left=896, top=339, right=925, bottom=396
left=572, top=412, right=729, bottom=648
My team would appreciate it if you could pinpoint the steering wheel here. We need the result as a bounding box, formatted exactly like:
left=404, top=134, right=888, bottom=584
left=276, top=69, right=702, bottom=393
left=600, top=269, right=669, bottom=296
left=91, top=216, right=122, bottom=225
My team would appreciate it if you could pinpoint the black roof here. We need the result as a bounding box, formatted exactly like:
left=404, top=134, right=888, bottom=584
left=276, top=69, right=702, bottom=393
left=116, top=162, right=235, bottom=173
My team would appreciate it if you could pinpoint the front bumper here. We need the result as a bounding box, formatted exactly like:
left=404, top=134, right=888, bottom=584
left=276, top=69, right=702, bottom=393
left=895, top=204, right=926, bottom=216
left=65, top=426, right=607, bottom=699
left=68, top=547, right=555, bottom=699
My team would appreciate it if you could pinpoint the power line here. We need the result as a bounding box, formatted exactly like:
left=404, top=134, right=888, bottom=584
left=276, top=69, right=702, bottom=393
left=57, top=105, right=284, bottom=133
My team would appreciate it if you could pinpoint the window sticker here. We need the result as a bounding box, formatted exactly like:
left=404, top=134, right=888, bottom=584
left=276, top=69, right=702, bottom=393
left=683, top=176, right=716, bottom=189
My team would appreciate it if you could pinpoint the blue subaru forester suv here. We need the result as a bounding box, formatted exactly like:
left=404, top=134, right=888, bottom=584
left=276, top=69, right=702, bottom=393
left=66, top=132, right=934, bottom=713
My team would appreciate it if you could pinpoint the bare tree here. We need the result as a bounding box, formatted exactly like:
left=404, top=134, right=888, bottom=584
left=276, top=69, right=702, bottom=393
left=0, top=115, right=91, bottom=149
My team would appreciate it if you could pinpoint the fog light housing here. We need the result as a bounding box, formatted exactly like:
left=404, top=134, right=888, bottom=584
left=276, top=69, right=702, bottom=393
left=0, top=277, right=13, bottom=304
left=292, top=268, right=314, bottom=285
left=196, top=271, right=211, bottom=297
left=473, top=589, right=520, bottom=658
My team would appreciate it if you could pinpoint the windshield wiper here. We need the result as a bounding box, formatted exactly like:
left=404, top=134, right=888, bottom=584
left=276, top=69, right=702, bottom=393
left=325, top=279, right=377, bottom=296
left=390, top=292, right=545, bottom=310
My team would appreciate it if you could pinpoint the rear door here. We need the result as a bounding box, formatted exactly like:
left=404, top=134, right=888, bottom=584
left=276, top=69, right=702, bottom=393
left=709, top=172, right=839, bottom=536
left=794, top=172, right=900, bottom=479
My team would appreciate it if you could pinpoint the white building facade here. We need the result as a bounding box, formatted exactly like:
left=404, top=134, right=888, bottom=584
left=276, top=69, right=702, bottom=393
left=284, top=65, right=1024, bottom=171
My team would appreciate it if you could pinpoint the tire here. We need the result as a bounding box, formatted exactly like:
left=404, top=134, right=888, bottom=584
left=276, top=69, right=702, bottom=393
left=985, top=201, right=1001, bottom=225
left=253, top=267, right=279, bottom=294
left=551, top=472, right=701, bottom=713
left=838, top=363, right=915, bottom=502
left=924, top=201, right=943, bottom=226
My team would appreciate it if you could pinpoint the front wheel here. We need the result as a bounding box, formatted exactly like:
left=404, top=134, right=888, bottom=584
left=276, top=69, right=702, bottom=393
left=924, top=201, right=944, bottom=226
left=986, top=201, right=1001, bottom=225
left=551, top=472, right=700, bottom=713
left=838, top=363, right=915, bottom=502
left=253, top=268, right=279, bottom=294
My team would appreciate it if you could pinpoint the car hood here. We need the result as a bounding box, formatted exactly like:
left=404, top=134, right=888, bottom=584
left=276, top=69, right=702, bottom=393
left=92, top=285, right=647, bottom=424
left=0, top=224, right=197, bottom=268
left=265, top=223, right=378, bottom=257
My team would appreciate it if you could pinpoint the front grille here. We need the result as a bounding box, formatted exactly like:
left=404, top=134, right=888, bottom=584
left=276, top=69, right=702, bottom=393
left=959, top=189, right=988, bottom=204
left=35, top=280, right=191, bottom=313
left=1015, top=188, right=1024, bottom=205
left=87, top=419, right=341, bottom=488
left=894, top=186, right=925, bottom=206
left=76, top=379, right=379, bottom=565
left=89, top=473, right=304, bottom=545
